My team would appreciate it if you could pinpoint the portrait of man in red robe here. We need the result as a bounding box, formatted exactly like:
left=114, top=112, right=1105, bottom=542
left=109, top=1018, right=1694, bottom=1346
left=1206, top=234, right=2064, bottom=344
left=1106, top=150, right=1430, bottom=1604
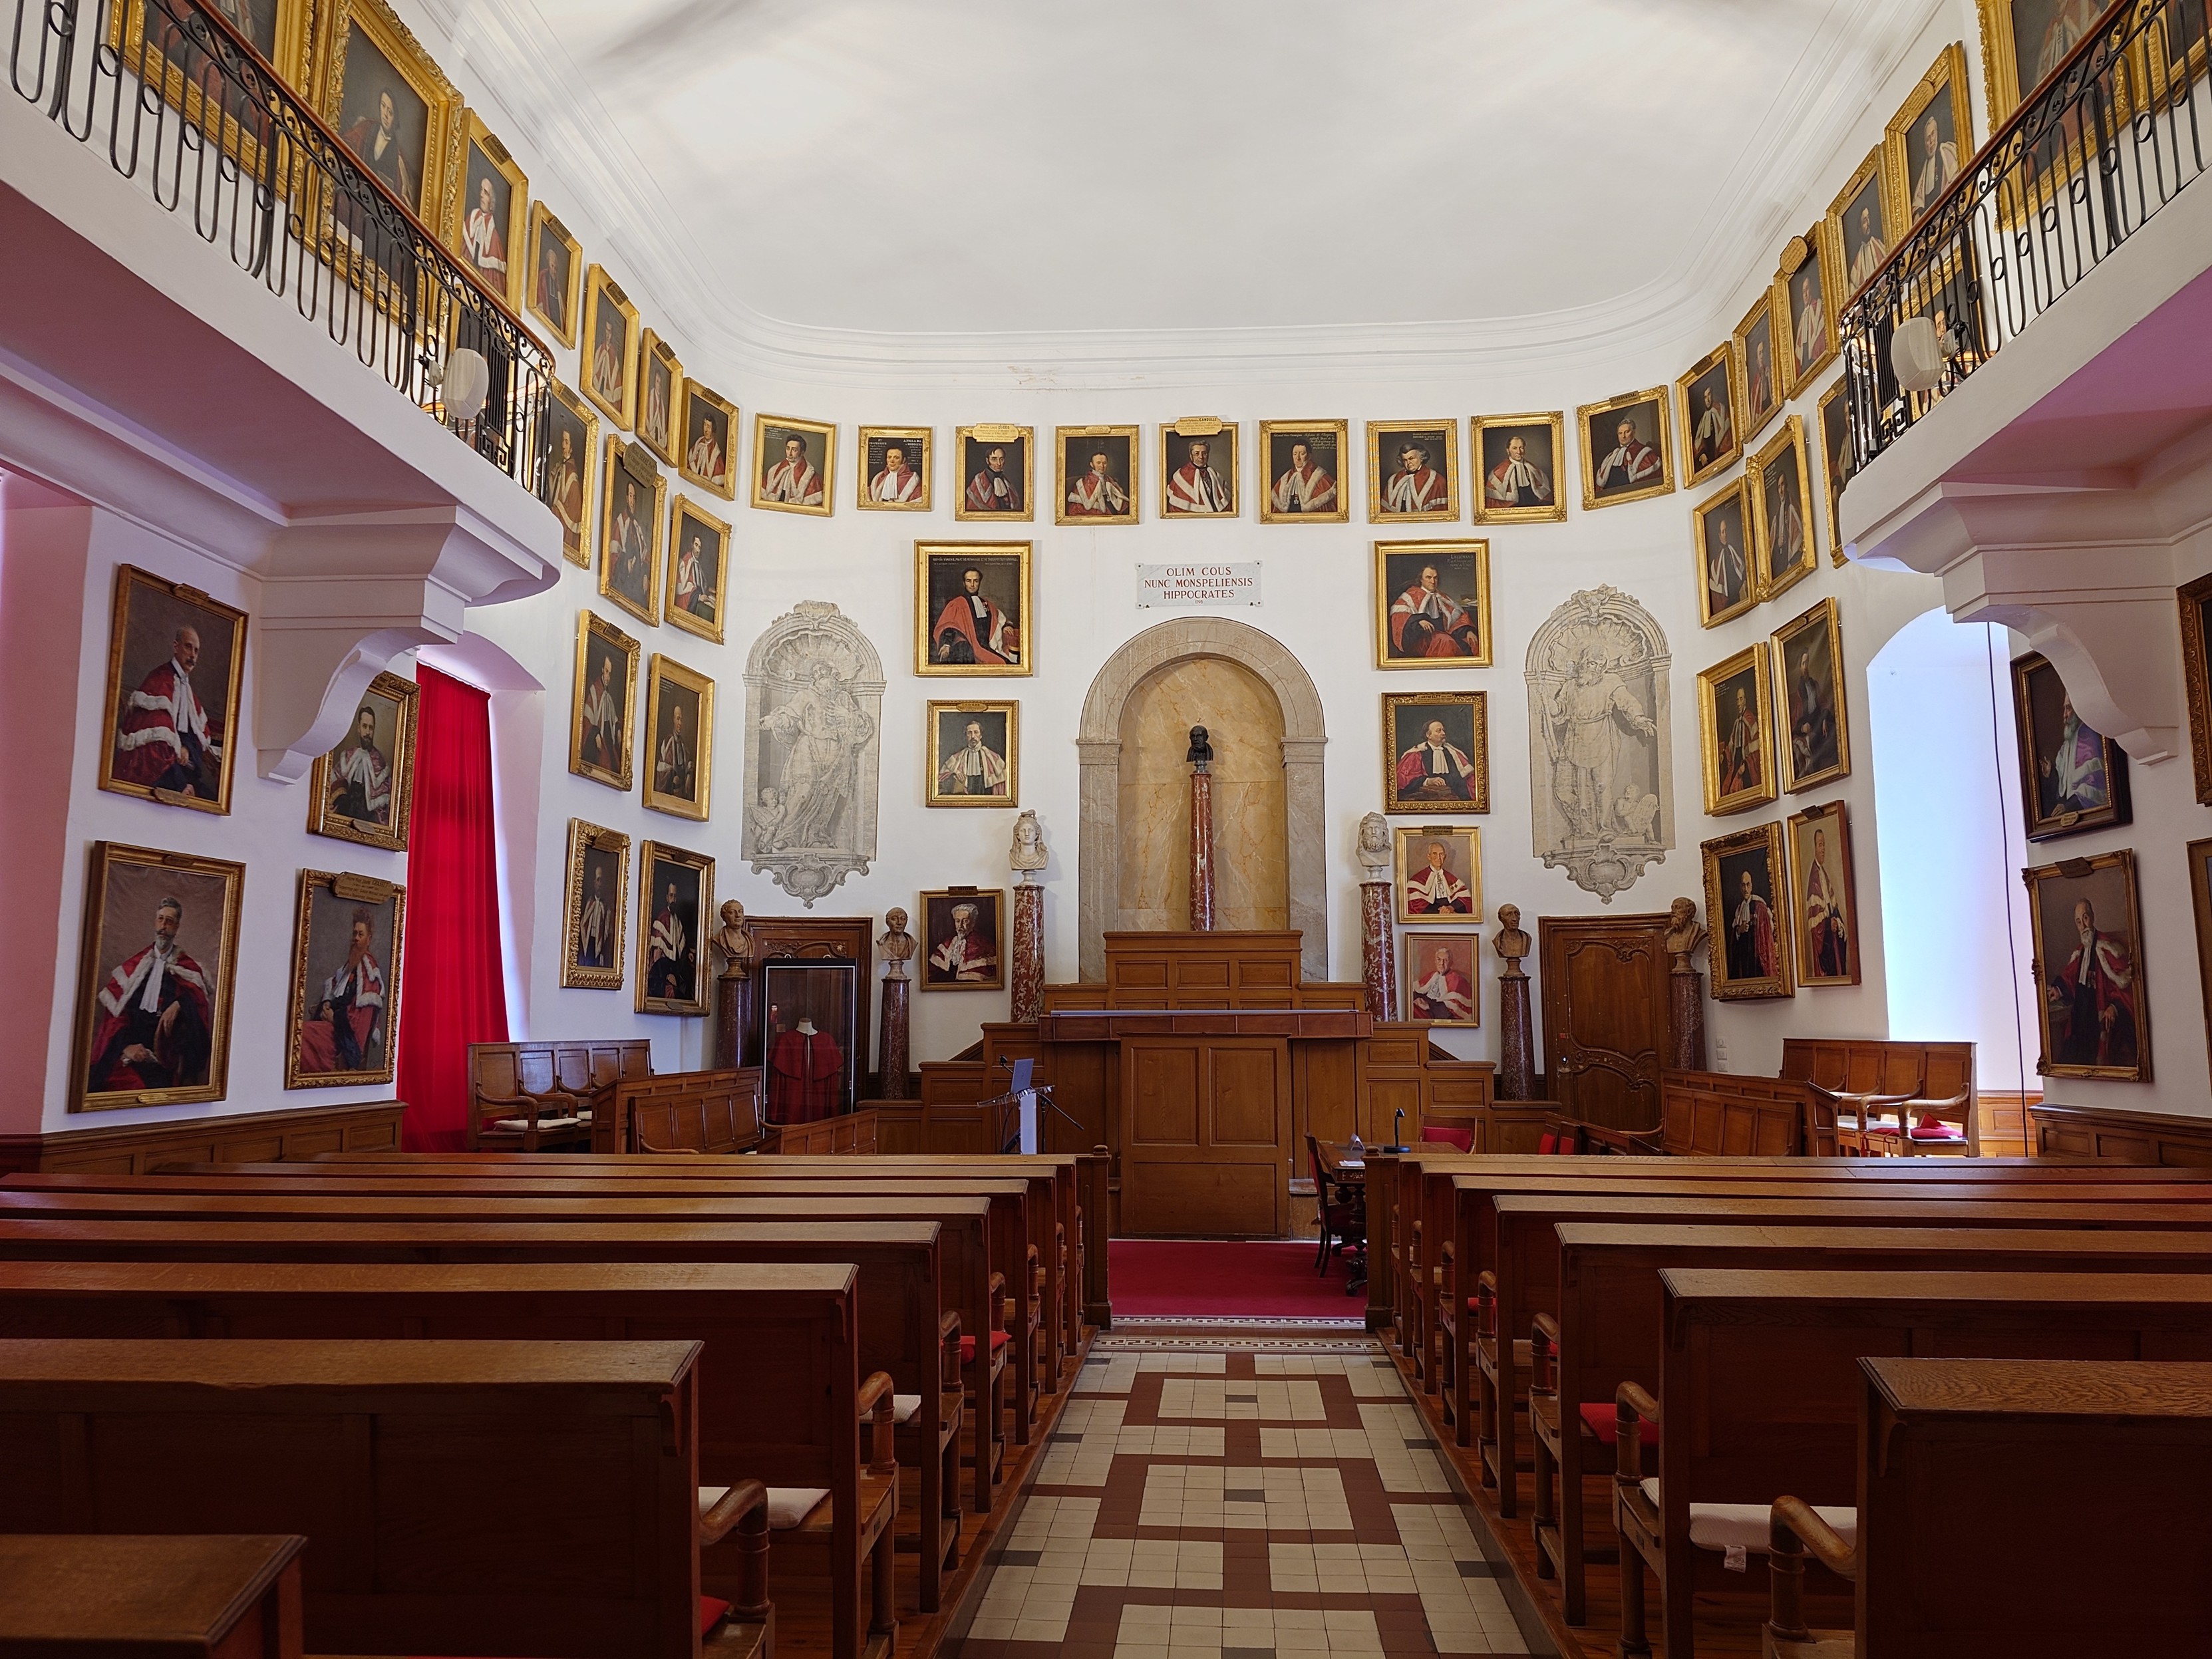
left=2050, top=897, right=2139, bottom=1069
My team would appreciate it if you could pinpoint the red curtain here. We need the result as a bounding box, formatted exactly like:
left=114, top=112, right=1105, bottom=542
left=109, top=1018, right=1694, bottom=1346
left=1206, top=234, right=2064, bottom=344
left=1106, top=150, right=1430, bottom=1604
left=397, top=666, right=509, bottom=1149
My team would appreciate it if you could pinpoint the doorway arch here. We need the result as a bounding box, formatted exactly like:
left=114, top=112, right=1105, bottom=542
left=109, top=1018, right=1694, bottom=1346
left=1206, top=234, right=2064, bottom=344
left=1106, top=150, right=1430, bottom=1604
left=1077, top=618, right=1328, bottom=982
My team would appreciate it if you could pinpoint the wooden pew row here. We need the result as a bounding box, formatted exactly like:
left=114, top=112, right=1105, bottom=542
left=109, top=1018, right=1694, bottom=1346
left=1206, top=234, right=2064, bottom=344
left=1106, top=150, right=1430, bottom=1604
left=1448, top=1188, right=2212, bottom=1519
left=0, top=1336, right=776, bottom=1659
left=1623, top=1271, right=2212, bottom=1659
left=1768, top=1358, right=2212, bottom=1659
left=196, top=1152, right=1096, bottom=1392
left=1533, top=1221, right=2212, bottom=1625
left=0, top=1533, right=307, bottom=1657
left=0, top=1183, right=1003, bottom=1561
left=0, top=1218, right=933, bottom=1646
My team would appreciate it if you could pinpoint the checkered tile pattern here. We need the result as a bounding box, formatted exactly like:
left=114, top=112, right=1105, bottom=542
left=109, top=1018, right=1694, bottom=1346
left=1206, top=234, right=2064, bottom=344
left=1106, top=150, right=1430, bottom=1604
left=954, top=1338, right=1537, bottom=1659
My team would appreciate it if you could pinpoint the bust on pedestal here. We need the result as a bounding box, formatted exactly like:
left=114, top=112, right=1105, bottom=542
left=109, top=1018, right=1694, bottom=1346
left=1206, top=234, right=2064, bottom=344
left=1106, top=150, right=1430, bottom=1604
left=875, top=908, right=915, bottom=1100
left=1493, top=904, right=1534, bottom=1100
left=1187, top=725, right=1216, bottom=931
left=1011, top=810, right=1048, bottom=1024
left=711, top=901, right=754, bottom=1071
left=1666, top=896, right=1709, bottom=1071
left=1355, top=811, right=1396, bottom=1022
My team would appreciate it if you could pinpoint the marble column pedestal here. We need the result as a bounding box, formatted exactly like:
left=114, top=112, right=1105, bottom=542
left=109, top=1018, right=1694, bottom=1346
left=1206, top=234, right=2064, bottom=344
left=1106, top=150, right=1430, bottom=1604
left=1011, top=883, right=1044, bottom=1025
left=1671, top=967, right=1708, bottom=1072
left=714, top=973, right=751, bottom=1072
left=1497, top=972, right=1534, bottom=1101
left=878, top=976, right=911, bottom=1100
left=1358, top=880, right=1397, bottom=1022
left=1188, top=767, right=1216, bottom=931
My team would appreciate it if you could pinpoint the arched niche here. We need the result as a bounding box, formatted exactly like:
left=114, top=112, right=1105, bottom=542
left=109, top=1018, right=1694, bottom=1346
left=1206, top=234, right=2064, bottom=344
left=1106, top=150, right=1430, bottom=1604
left=1076, top=617, right=1327, bottom=982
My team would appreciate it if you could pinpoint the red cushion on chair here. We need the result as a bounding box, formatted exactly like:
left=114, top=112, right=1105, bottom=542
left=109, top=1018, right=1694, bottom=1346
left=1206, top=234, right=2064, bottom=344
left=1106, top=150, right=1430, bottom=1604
left=1579, top=1401, right=1662, bottom=1446
left=1909, top=1119, right=1965, bottom=1139
left=958, top=1332, right=1013, bottom=1362
left=1538, top=1130, right=1559, bottom=1153
left=1420, top=1126, right=1475, bottom=1153
left=701, top=1597, right=733, bottom=1636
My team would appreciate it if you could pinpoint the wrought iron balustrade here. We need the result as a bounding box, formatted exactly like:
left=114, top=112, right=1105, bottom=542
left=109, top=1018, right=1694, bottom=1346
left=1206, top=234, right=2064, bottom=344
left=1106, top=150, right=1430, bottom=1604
left=1839, top=0, right=2212, bottom=481
left=7, top=0, right=553, bottom=498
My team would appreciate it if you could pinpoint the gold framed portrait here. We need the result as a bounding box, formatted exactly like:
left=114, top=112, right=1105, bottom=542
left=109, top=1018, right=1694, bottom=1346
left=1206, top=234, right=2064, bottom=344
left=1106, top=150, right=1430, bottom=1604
left=2189, top=835, right=2212, bottom=1069
left=313, top=0, right=460, bottom=229
left=1828, top=144, right=1902, bottom=309
left=753, top=414, right=835, bottom=516
left=1976, top=0, right=2112, bottom=124
left=569, top=609, right=640, bottom=792
left=1374, top=539, right=1490, bottom=668
left=446, top=110, right=528, bottom=312
left=599, top=437, right=665, bottom=628
left=664, top=494, right=730, bottom=646
left=926, top=702, right=1019, bottom=808
left=636, top=840, right=713, bottom=1016
left=922, top=889, right=1006, bottom=991
left=1750, top=414, right=1817, bottom=602
left=1368, top=420, right=1459, bottom=524
left=306, top=669, right=417, bottom=850
left=1393, top=825, right=1482, bottom=926
left=283, top=869, right=406, bottom=1090
left=1698, top=641, right=1778, bottom=816
left=544, top=378, right=597, bottom=567
left=1056, top=424, right=1139, bottom=526
left=858, top=426, right=932, bottom=512
left=525, top=203, right=581, bottom=348
left=1788, top=798, right=1861, bottom=988
left=1402, top=933, right=1480, bottom=1026
left=110, top=0, right=313, bottom=178
left=1704, top=820, right=1794, bottom=1001
left=580, top=265, right=639, bottom=430
left=1889, top=43, right=1975, bottom=226
left=1259, top=420, right=1349, bottom=524
left=955, top=424, right=1034, bottom=522
left=561, top=818, right=629, bottom=991
left=2012, top=649, right=2132, bottom=841
left=1471, top=412, right=1565, bottom=524
left=1774, top=596, right=1851, bottom=794
left=1693, top=478, right=1756, bottom=629
left=2179, top=571, right=2212, bottom=806
left=98, top=565, right=247, bottom=815
left=679, top=381, right=738, bottom=501
left=1734, top=293, right=1784, bottom=445
left=1776, top=227, right=1839, bottom=396
left=1578, top=388, right=1673, bottom=510
left=2025, top=846, right=2149, bottom=1082
left=917, top=541, right=1032, bottom=678
left=1382, top=692, right=1489, bottom=814
left=1817, top=378, right=1854, bottom=565
left=69, top=840, right=245, bottom=1113
left=1676, top=344, right=1742, bottom=488
left=635, top=329, right=683, bottom=469
left=1160, top=418, right=1239, bottom=518
left=641, top=654, right=713, bottom=822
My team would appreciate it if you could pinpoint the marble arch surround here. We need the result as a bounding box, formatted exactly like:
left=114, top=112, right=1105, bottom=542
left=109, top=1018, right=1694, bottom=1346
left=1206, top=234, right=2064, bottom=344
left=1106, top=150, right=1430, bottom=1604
left=1076, top=617, right=1327, bottom=984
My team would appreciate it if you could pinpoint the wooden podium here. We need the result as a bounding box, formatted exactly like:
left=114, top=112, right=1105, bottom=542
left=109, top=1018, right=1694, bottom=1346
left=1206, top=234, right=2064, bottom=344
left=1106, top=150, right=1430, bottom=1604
left=1035, top=932, right=1370, bottom=1238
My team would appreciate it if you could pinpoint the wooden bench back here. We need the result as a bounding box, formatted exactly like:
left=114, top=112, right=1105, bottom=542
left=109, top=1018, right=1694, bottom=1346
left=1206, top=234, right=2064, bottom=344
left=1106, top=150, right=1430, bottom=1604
left=0, top=1533, right=305, bottom=1656
left=0, top=1336, right=711, bottom=1658
left=616, top=1068, right=765, bottom=1155
left=466, top=1040, right=652, bottom=1149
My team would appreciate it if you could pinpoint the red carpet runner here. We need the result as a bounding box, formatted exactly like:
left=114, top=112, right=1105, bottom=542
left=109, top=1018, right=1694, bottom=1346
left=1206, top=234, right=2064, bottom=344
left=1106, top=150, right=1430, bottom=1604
left=1110, top=1238, right=1362, bottom=1318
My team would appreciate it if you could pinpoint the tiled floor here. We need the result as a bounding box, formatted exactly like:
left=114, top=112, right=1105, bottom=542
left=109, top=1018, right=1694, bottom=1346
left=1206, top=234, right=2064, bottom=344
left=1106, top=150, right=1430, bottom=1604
left=953, top=1333, right=1545, bottom=1659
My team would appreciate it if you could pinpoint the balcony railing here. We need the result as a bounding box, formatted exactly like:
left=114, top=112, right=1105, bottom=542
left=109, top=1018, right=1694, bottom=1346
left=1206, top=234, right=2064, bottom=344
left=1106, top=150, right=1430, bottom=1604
left=1839, top=0, right=2212, bottom=478
left=7, top=0, right=553, bottom=496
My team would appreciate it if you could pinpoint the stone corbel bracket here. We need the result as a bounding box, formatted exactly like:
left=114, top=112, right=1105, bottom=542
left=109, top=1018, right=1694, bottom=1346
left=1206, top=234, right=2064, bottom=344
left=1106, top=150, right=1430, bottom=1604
left=255, top=504, right=557, bottom=780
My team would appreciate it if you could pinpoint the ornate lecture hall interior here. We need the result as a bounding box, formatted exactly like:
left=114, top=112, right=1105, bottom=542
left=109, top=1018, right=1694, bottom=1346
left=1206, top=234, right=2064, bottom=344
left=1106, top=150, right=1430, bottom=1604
left=11, top=0, right=2212, bottom=1654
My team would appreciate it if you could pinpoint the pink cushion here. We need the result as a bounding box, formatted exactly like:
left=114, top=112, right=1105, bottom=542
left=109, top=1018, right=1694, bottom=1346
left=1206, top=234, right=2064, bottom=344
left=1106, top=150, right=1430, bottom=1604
left=1580, top=1401, right=1662, bottom=1446
left=1420, top=1127, right=1475, bottom=1153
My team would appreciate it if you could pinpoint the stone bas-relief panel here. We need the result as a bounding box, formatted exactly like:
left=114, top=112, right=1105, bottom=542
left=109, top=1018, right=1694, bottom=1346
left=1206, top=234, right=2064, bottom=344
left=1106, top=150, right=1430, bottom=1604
left=1526, top=585, right=1674, bottom=901
left=1117, top=656, right=1289, bottom=933
left=741, top=601, right=884, bottom=906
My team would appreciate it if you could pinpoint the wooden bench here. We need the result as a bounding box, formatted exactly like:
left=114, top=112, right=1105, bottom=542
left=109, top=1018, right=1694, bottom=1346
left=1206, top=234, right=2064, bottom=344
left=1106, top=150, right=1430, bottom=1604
left=768, top=1110, right=880, bottom=1155
left=1768, top=1358, right=2212, bottom=1658
left=0, top=1263, right=883, bottom=1659
left=1780, top=1035, right=1977, bottom=1153
left=0, top=1336, right=755, bottom=1659
left=1532, top=1222, right=2212, bottom=1626
left=1619, top=1270, right=2212, bottom=1659
left=615, top=1068, right=767, bottom=1155
left=466, top=1038, right=651, bottom=1152
left=0, top=1533, right=305, bottom=1657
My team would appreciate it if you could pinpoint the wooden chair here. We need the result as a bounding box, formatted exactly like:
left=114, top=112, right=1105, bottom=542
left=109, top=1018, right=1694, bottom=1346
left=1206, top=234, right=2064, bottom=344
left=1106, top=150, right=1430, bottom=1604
left=1307, top=1135, right=1365, bottom=1279
left=466, top=1039, right=651, bottom=1151
left=0, top=1533, right=305, bottom=1657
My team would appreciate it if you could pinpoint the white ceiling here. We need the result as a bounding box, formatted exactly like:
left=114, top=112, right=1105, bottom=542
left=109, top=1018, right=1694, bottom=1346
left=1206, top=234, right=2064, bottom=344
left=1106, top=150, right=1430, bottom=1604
left=486, top=0, right=1941, bottom=354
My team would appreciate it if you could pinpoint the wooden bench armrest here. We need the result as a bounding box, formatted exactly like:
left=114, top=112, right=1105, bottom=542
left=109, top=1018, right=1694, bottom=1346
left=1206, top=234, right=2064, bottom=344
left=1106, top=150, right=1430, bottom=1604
left=939, top=1309, right=963, bottom=1386
left=1472, top=1270, right=1496, bottom=1336
left=701, top=1477, right=766, bottom=1547
left=1615, top=1381, right=1659, bottom=1482
left=1529, top=1312, right=1559, bottom=1396
left=1767, top=1494, right=1858, bottom=1643
left=1902, top=1091, right=1971, bottom=1114
left=859, top=1371, right=898, bottom=1476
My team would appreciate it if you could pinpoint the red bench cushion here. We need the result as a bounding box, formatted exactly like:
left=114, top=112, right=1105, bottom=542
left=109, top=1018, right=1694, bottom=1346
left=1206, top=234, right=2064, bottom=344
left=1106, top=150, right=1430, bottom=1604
left=1579, top=1401, right=1662, bottom=1446
left=958, top=1331, right=1013, bottom=1362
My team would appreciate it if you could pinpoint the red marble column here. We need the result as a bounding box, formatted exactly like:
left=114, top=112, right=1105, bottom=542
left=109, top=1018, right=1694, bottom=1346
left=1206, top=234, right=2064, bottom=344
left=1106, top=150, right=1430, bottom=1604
left=1359, top=880, right=1398, bottom=1022
left=1011, top=882, right=1044, bottom=1024
left=1497, top=973, right=1535, bottom=1101
left=1188, top=767, right=1217, bottom=931
left=714, top=971, right=752, bottom=1072
left=877, top=975, right=911, bottom=1100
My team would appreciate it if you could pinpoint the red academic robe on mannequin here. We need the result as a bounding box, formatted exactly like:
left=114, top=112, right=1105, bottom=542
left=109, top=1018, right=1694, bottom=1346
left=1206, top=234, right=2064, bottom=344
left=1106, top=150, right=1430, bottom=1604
left=768, top=1024, right=844, bottom=1123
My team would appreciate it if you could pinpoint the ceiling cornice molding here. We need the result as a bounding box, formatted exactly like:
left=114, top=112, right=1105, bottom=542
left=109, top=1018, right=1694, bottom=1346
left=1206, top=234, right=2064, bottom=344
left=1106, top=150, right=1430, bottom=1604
left=426, top=0, right=1953, bottom=394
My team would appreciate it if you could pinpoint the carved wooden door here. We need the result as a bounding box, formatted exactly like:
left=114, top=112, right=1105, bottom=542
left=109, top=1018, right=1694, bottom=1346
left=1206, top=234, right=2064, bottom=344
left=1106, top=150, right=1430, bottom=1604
left=1119, top=1036, right=1290, bottom=1237
left=1538, top=913, right=1672, bottom=1131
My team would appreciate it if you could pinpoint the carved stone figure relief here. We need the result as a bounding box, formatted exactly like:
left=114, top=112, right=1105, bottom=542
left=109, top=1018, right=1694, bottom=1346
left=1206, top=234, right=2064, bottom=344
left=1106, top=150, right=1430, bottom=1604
left=741, top=601, right=883, bottom=905
left=1525, top=585, right=1673, bottom=901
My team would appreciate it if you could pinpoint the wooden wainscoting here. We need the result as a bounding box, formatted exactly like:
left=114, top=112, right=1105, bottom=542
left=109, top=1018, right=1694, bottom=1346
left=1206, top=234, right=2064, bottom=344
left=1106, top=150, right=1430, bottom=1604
left=2032, top=1100, right=2212, bottom=1165
left=0, top=1100, right=406, bottom=1175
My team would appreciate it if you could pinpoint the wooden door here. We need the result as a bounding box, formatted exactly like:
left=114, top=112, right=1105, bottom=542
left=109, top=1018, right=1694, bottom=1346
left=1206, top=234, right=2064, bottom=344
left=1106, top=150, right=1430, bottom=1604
left=1120, top=1036, right=1289, bottom=1237
left=1539, top=913, right=1672, bottom=1131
